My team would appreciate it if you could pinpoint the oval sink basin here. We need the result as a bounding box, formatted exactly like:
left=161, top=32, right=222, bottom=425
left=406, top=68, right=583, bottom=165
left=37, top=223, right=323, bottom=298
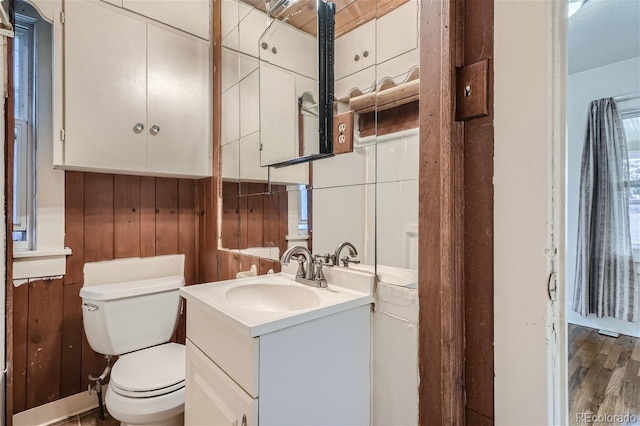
left=224, top=283, right=321, bottom=312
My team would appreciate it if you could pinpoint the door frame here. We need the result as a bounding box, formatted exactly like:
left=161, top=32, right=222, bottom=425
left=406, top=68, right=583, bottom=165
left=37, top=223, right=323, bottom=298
left=493, top=0, right=568, bottom=424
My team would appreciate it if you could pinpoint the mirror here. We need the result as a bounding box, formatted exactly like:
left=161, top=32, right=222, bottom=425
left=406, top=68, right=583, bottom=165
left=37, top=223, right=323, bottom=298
left=220, top=0, right=420, bottom=280
left=258, top=0, right=335, bottom=167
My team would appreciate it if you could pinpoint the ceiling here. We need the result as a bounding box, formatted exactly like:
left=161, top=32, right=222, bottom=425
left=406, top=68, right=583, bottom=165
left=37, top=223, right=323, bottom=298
left=239, top=0, right=409, bottom=38
left=569, top=0, right=640, bottom=74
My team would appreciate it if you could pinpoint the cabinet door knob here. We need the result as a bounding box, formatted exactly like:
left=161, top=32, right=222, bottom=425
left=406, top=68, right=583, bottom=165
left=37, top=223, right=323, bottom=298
left=134, top=123, right=144, bottom=133
left=354, top=54, right=360, bottom=62
left=363, top=50, right=369, bottom=58
left=150, top=125, right=160, bottom=135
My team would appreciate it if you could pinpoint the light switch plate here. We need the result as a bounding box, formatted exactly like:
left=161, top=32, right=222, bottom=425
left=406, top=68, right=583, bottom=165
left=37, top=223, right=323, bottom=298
left=333, top=111, right=354, bottom=155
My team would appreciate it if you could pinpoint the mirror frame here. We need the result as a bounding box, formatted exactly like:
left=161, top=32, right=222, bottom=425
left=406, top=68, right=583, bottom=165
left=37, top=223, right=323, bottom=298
left=267, top=0, right=335, bottom=168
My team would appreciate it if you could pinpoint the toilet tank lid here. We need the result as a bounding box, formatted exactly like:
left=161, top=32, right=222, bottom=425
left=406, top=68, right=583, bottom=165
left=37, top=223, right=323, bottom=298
left=79, top=275, right=185, bottom=301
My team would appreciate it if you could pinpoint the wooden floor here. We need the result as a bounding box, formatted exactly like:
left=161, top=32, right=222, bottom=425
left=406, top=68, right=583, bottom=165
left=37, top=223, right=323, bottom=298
left=569, top=324, right=640, bottom=426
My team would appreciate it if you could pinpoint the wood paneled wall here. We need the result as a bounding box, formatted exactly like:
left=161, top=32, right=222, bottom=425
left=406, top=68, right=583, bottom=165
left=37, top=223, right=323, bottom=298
left=221, top=182, right=289, bottom=258
left=12, top=172, right=199, bottom=413
left=359, top=101, right=419, bottom=138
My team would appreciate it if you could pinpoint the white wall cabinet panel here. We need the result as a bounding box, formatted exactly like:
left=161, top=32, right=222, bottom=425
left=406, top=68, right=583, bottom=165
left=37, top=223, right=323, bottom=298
left=62, top=1, right=211, bottom=178
left=259, top=20, right=316, bottom=79
left=185, top=341, right=258, bottom=426
left=123, top=0, right=209, bottom=40
left=64, top=0, right=148, bottom=172
left=335, top=20, right=375, bottom=80
left=239, top=69, right=260, bottom=137
left=259, top=64, right=296, bottom=166
left=146, top=25, right=210, bottom=176
left=238, top=9, right=270, bottom=58
left=375, top=1, right=418, bottom=65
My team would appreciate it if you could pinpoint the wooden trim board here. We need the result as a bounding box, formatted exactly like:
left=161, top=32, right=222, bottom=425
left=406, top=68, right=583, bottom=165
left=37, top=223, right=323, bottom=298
left=12, top=390, right=102, bottom=426
left=417, top=0, right=466, bottom=423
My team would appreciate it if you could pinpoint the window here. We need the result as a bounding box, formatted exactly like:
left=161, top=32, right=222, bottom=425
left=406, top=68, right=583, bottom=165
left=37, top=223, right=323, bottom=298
left=624, top=107, right=640, bottom=248
left=13, top=14, right=36, bottom=250
left=298, top=184, right=308, bottom=232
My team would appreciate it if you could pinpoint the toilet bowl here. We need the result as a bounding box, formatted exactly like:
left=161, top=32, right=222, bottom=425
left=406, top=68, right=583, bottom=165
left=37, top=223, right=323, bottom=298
left=80, top=255, right=186, bottom=426
left=106, top=343, right=185, bottom=426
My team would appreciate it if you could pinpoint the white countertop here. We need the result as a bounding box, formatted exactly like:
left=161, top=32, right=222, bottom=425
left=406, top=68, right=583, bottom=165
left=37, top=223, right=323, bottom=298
left=179, top=267, right=375, bottom=338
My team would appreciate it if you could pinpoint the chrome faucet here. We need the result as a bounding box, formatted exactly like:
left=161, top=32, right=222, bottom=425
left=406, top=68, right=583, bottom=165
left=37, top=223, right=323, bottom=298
left=333, top=242, right=360, bottom=267
left=280, top=246, right=329, bottom=288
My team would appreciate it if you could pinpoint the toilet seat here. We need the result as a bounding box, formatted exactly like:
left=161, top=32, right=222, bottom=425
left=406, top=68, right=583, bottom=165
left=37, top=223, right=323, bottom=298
left=110, top=342, right=185, bottom=398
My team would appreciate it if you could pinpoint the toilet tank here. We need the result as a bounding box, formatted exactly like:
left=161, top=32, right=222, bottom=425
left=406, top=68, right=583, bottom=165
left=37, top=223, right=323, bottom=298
left=80, top=275, right=185, bottom=355
left=80, top=255, right=186, bottom=356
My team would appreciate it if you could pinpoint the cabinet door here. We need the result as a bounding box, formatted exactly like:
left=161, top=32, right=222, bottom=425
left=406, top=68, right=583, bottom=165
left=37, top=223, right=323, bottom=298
left=334, top=26, right=362, bottom=80
left=146, top=25, right=211, bottom=177
left=123, top=0, right=210, bottom=40
left=376, top=1, right=418, bottom=64
left=259, top=63, right=297, bottom=166
left=185, top=340, right=258, bottom=426
left=64, top=0, right=147, bottom=172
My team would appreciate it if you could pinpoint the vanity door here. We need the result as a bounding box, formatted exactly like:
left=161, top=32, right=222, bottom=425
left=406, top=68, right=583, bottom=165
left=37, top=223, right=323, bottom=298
left=185, top=340, right=258, bottom=426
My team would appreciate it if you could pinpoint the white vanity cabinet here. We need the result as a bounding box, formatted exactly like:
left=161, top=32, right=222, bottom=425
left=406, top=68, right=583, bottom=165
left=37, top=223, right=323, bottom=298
left=60, top=0, right=211, bottom=178
left=184, top=300, right=371, bottom=426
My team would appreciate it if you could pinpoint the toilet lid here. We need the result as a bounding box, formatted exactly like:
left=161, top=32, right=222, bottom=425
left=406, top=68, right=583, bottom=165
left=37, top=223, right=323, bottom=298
left=111, top=343, right=185, bottom=397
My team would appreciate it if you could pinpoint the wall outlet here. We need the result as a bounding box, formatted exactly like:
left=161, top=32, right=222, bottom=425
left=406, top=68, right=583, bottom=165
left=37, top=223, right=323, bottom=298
left=333, top=111, right=354, bottom=155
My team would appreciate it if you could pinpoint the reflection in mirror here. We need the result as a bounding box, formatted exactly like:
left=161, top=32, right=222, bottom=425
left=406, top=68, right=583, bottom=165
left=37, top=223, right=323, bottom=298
left=259, top=0, right=334, bottom=167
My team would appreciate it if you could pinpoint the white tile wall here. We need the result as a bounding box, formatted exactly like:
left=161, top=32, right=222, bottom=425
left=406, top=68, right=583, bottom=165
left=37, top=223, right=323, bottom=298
left=312, top=184, right=372, bottom=264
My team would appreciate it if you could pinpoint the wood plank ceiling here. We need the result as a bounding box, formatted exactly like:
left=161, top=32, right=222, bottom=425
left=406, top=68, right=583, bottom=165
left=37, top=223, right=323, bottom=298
left=239, top=0, right=410, bottom=38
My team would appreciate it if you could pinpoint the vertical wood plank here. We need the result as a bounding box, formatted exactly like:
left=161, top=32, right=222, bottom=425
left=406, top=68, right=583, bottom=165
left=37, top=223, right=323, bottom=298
left=265, top=189, right=279, bottom=249
left=259, top=258, right=276, bottom=275
left=197, top=179, right=216, bottom=283
left=462, top=1, right=494, bottom=421
left=217, top=250, right=229, bottom=281
left=140, top=176, right=157, bottom=257
left=60, top=283, right=83, bottom=398
left=81, top=332, right=105, bottom=392
left=238, top=184, right=249, bottom=249
left=84, top=174, right=114, bottom=263
left=64, top=172, right=85, bottom=285
left=227, top=251, right=240, bottom=280
left=418, top=0, right=465, bottom=423
left=12, top=283, right=29, bottom=414
left=179, top=180, right=197, bottom=285
left=114, top=175, right=141, bottom=259
left=26, top=279, right=63, bottom=409
left=278, top=190, right=289, bottom=257
left=5, top=34, right=16, bottom=423
left=156, top=178, right=179, bottom=255
left=247, top=187, right=265, bottom=248
left=222, top=183, right=240, bottom=249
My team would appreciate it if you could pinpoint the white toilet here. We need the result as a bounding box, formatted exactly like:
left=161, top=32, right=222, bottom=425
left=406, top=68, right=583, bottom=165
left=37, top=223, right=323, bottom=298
left=80, top=255, right=186, bottom=426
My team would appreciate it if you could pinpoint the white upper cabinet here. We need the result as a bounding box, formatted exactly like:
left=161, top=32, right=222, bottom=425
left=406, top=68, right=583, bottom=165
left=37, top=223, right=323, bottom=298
left=146, top=25, right=210, bottom=176
left=63, top=1, right=148, bottom=173
left=335, top=20, right=375, bottom=81
left=375, top=1, right=419, bottom=65
left=61, top=0, right=211, bottom=178
left=113, top=0, right=210, bottom=40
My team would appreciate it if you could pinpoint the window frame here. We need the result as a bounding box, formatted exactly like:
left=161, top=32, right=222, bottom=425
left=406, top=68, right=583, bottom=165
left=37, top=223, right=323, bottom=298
left=622, top=106, right=640, bottom=251
left=12, top=13, right=37, bottom=251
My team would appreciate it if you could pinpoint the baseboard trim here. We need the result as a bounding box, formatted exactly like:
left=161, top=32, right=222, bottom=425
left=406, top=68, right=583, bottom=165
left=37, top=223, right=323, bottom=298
left=13, top=389, right=102, bottom=426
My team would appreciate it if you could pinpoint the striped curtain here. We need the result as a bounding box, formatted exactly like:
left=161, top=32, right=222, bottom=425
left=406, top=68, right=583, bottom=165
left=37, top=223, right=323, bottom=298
left=573, top=98, right=638, bottom=322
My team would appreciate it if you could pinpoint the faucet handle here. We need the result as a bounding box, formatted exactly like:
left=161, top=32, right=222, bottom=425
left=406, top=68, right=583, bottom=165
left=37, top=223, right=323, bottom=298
left=294, top=255, right=306, bottom=278
left=341, top=255, right=361, bottom=267
left=313, top=256, right=329, bottom=288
